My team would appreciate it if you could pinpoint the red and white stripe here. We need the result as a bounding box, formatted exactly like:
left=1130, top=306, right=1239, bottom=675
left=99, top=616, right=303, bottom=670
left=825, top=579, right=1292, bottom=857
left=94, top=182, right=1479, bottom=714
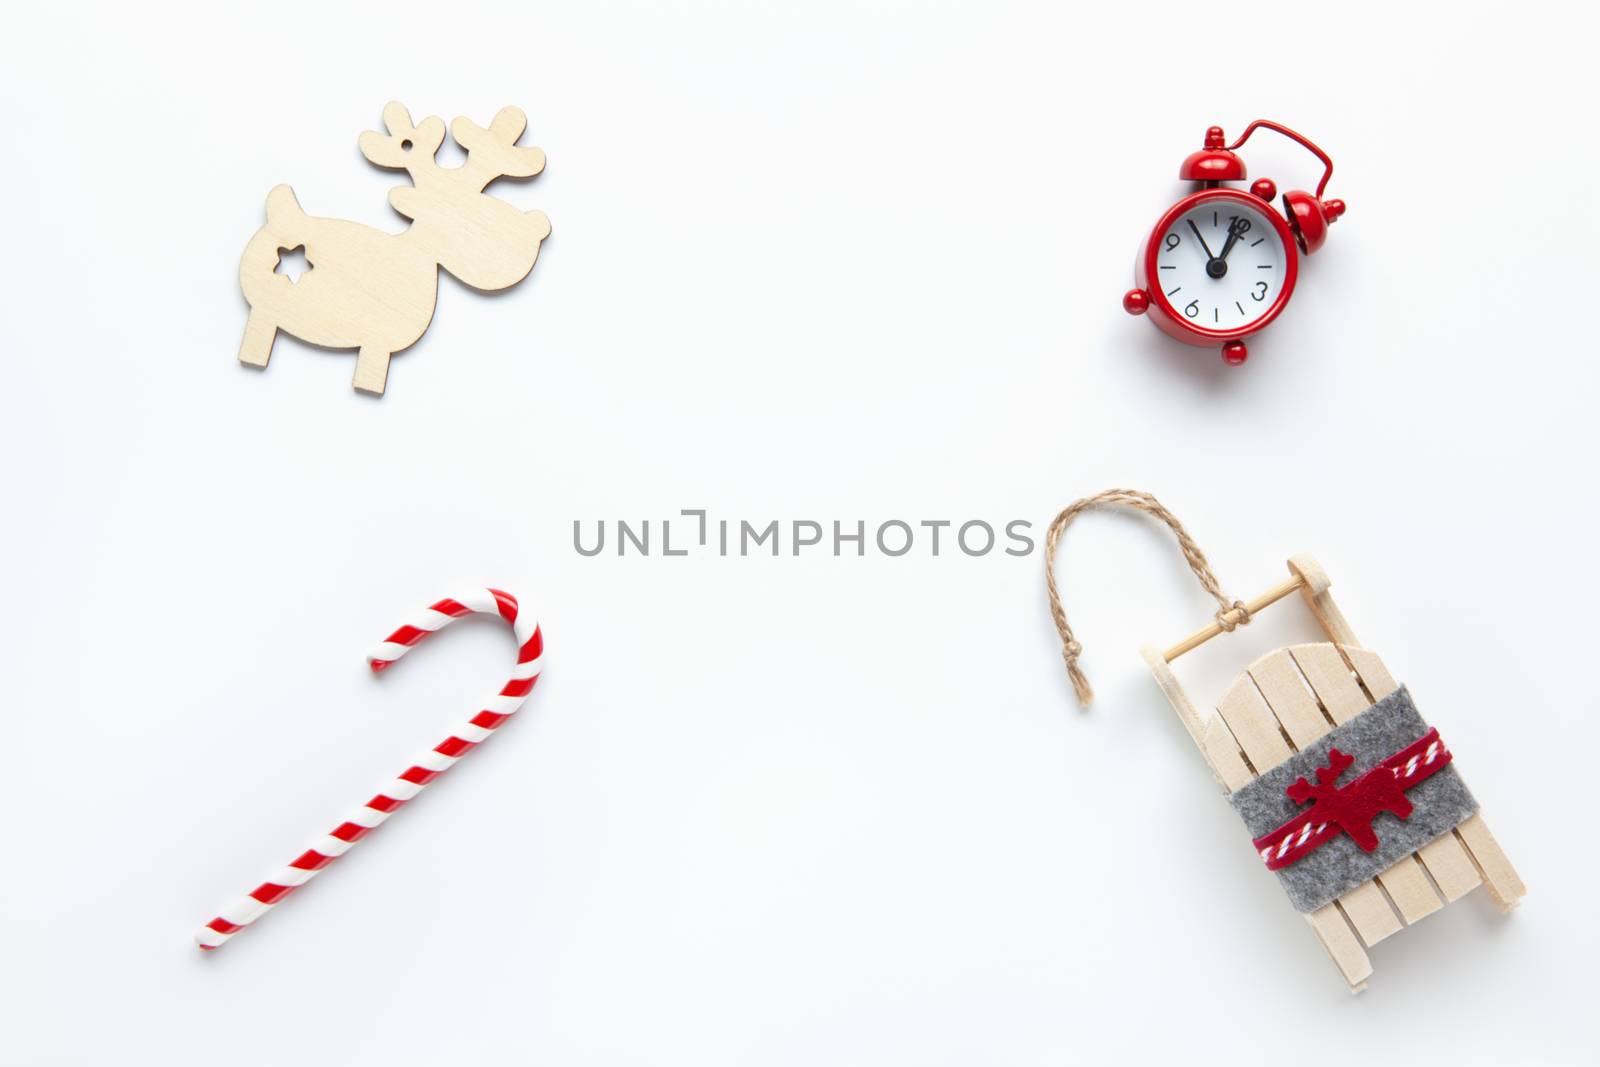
left=1396, top=737, right=1444, bottom=786
left=196, top=589, right=543, bottom=950
left=1261, top=820, right=1332, bottom=867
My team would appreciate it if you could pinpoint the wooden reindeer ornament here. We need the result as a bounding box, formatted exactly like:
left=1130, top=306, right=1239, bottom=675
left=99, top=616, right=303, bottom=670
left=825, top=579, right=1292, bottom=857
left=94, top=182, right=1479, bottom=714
left=1045, top=490, right=1524, bottom=993
left=238, top=102, right=550, bottom=395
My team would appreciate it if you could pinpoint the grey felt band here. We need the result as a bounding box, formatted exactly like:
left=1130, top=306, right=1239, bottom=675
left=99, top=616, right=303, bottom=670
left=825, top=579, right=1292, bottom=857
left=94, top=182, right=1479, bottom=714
left=1227, top=686, right=1478, bottom=913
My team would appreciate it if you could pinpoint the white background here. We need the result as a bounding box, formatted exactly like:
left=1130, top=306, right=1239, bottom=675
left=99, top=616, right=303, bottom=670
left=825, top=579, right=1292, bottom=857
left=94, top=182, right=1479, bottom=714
left=3, top=2, right=1597, bottom=1063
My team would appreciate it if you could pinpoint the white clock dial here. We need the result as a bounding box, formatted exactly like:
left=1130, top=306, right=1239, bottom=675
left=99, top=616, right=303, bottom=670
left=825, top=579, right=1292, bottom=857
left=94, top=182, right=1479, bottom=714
left=1155, top=200, right=1288, bottom=330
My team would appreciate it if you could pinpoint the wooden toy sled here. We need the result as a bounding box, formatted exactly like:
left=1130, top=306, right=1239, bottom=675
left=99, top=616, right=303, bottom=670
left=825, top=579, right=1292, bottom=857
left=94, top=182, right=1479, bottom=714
left=1142, top=554, right=1524, bottom=992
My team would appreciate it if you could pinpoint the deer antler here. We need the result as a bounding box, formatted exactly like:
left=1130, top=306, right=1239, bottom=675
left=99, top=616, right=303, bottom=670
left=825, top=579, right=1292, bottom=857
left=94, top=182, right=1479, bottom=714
left=1287, top=749, right=1356, bottom=806
left=1319, top=748, right=1355, bottom=786
left=451, top=106, right=546, bottom=191
left=359, top=101, right=446, bottom=173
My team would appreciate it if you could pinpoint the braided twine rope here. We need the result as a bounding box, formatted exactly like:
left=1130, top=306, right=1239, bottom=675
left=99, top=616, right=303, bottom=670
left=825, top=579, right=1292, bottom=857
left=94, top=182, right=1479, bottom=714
left=1045, top=489, right=1251, bottom=707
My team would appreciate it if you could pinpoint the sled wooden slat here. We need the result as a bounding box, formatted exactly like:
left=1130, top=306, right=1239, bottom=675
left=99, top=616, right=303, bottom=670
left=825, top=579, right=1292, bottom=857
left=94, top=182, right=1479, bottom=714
left=1418, top=832, right=1482, bottom=901
left=1287, top=643, right=1371, bottom=724
left=1374, top=854, right=1444, bottom=924
left=1247, top=654, right=1331, bottom=747
left=1215, top=681, right=1291, bottom=773
left=1145, top=555, right=1523, bottom=991
left=1306, top=904, right=1372, bottom=992
left=1344, top=646, right=1398, bottom=698
left=1199, top=715, right=1253, bottom=793
left=1336, top=886, right=1402, bottom=946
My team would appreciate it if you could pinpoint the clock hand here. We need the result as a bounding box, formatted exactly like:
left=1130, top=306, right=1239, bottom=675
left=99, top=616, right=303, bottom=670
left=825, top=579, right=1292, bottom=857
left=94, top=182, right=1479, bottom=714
left=1192, top=218, right=1230, bottom=279
left=1216, top=218, right=1248, bottom=262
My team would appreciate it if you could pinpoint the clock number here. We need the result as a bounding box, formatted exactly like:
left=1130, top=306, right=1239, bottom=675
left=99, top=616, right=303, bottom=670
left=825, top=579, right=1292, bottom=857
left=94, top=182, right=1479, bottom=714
left=1251, top=281, right=1269, bottom=302
left=1227, top=216, right=1252, bottom=236
left=1164, top=233, right=1180, bottom=252
left=1184, top=299, right=1199, bottom=318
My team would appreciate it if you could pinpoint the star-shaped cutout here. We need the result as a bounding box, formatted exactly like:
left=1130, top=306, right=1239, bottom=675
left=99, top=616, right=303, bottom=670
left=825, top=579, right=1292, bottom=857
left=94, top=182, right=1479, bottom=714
left=273, top=244, right=312, bottom=284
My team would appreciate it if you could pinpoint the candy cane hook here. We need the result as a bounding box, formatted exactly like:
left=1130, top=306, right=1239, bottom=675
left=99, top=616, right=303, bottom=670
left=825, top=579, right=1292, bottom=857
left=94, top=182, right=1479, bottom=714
left=196, top=589, right=543, bottom=949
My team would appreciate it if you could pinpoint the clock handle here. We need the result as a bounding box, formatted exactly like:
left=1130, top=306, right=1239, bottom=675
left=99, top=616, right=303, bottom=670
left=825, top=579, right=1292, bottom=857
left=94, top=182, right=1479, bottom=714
left=1226, top=119, right=1335, bottom=198
left=1226, top=119, right=1346, bottom=254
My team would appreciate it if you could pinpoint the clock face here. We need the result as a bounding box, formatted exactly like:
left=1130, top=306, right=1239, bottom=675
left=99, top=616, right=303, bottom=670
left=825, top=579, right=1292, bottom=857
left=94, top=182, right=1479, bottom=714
left=1153, top=199, right=1290, bottom=332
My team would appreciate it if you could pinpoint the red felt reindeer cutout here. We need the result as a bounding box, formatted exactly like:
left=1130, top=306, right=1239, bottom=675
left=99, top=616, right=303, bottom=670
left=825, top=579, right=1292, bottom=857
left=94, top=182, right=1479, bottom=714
left=237, top=102, right=551, bottom=396
left=1286, top=748, right=1413, bottom=853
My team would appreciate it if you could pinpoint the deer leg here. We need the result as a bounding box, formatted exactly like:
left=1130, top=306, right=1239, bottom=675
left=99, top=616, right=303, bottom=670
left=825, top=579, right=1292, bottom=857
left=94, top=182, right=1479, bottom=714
left=1346, top=823, right=1380, bottom=852
left=352, top=346, right=392, bottom=396
left=238, top=309, right=277, bottom=368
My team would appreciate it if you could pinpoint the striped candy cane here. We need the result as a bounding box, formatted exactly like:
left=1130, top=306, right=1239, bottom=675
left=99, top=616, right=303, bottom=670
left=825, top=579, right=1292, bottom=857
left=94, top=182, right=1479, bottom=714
left=196, top=588, right=543, bottom=949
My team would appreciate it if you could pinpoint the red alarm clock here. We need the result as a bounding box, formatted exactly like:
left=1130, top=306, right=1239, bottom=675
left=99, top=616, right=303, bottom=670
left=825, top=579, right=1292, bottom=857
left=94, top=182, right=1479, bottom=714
left=1122, top=120, right=1345, bottom=365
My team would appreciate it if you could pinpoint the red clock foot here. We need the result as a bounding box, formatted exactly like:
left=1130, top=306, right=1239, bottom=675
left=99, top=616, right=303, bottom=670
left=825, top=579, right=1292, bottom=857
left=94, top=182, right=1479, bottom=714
left=1122, top=289, right=1149, bottom=316
left=1222, top=341, right=1248, bottom=365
